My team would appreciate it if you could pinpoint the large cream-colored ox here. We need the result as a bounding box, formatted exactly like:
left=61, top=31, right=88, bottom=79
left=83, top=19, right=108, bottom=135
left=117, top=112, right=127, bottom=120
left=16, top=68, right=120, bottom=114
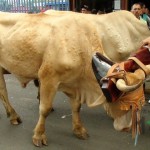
left=0, top=10, right=150, bottom=147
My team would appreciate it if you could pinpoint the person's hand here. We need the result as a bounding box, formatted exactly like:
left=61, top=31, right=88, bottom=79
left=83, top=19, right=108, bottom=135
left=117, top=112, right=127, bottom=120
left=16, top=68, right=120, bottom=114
left=141, top=37, right=150, bottom=47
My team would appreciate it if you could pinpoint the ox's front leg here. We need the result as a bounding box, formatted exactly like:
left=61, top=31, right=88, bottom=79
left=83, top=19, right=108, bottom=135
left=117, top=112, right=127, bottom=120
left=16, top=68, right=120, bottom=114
left=70, top=99, right=89, bottom=139
left=0, top=68, right=21, bottom=124
left=32, top=76, right=57, bottom=147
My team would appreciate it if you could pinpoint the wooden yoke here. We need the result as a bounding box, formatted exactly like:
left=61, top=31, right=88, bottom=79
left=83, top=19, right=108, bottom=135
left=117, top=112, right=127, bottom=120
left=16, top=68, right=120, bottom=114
left=101, top=47, right=150, bottom=102
left=123, top=47, right=150, bottom=72
left=100, top=47, right=150, bottom=139
left=101, top=62, right=126, bottom=102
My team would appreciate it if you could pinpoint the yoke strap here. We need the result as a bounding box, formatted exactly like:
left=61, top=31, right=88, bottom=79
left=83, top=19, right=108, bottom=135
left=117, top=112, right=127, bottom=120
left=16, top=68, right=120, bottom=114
left=128, top=57, right=149, bottom=76
left=101, top=62, right=126, bottom=82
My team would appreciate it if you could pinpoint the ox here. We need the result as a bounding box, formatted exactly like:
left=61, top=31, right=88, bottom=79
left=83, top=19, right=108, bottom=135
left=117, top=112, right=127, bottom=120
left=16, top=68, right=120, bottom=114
left=0, top=10, right=150, bottom=146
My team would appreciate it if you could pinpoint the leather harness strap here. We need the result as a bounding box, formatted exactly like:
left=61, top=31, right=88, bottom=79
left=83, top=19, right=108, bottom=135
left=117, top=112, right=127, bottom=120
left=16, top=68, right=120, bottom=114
left=101, top=62, right=128, bottom=86
left=128, top=56, right=150, bottom=76
left=101, top=63, right=125, bottom=79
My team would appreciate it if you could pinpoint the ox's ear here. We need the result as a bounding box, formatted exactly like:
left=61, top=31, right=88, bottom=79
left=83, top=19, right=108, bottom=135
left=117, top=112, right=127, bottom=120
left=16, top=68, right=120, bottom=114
left=146, top=16, right=150, bottom=30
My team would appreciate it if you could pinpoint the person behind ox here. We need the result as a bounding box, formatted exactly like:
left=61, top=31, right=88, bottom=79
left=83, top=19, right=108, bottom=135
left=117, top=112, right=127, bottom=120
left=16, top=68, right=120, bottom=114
left=139, top=2, right=149, bottom=21
left=142, top=37, right=150, bottom=47
left=91, top=9, right=97, bottom=14
left=81, top=5, right=89, bottom=14
left=145, top=7, right=150, bottom=17
left=131, top=3, right=146, bottom=23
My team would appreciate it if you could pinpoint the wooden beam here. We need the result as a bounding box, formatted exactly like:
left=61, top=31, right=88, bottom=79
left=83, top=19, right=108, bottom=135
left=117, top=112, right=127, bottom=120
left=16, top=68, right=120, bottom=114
left=121, top=0, right=128, bottom=10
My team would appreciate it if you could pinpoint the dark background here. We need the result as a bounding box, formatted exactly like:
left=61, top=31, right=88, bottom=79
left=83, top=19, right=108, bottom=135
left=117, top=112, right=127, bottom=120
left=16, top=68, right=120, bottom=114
left=73, top=0, right=150, bottom=13
left=128, top=0, right=150, bottom=10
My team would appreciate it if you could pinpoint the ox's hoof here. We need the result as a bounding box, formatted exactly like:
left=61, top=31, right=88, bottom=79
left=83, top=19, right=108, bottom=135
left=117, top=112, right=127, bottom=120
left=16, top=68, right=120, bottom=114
left=32, top=134, right=48, bottom=147
left=7, top=109, right=22, bottom=125
left=73, top=127, right=89, bottom=140
left=10, top=116, right=22, bottom=125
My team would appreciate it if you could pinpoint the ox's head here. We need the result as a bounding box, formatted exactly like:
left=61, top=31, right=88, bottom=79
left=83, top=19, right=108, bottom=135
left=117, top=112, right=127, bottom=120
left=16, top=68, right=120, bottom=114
left=92, top=47, right=150, bottom=135
left=103, top=67, right=146, bottom=132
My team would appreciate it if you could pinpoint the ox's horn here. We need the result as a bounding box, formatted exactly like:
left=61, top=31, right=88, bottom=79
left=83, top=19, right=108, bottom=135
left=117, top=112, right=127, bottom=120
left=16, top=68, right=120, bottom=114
left=116, top=79, right=143, bottom=92
left=92, top=53, right=113, bottom=79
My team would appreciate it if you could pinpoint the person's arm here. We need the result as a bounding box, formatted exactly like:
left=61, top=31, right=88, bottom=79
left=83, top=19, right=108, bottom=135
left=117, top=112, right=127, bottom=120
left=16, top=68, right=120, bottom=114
left=141, top=37, right=150, bottom=47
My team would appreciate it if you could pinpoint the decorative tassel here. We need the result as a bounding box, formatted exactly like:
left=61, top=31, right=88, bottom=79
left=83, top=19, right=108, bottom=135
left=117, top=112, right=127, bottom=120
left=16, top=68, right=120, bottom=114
left=132, top=107, right=141, bottom=146
left=132, top=107, right=137, bottom=139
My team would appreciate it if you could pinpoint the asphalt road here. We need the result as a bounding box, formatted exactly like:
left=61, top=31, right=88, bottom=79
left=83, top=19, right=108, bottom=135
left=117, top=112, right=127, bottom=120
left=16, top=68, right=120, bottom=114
left=0, top=75, right=150, bottom=150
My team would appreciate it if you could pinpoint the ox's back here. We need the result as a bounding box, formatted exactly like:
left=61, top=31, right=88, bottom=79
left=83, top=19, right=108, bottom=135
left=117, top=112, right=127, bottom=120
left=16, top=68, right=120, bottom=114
left=45, top=10, right=150, bottom=62
left=89, top=10, right=150, bottom=62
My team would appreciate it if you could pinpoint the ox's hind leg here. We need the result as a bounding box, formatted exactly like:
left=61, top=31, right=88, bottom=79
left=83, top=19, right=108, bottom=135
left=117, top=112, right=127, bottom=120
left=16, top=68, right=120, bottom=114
left=0, top=68, right=22, bottom=124
left=70, top=99, right=89, bottom=139
left=32, top=73, right=57, bottom=147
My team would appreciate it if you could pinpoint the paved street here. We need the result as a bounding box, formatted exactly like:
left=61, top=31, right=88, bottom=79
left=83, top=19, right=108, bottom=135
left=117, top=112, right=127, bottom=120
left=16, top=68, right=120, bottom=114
left=0, top=75, right=150, bottom=150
